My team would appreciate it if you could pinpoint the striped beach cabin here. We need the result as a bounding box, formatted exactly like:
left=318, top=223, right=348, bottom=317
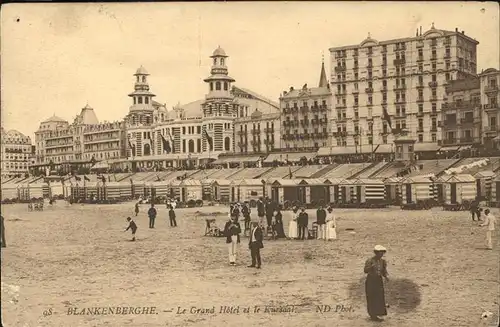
left=438, top=174, right=476, bottom=204
left=212, top=179, right=232, bottom=203
left=169, top=179, right=182, bottom=200
left=179, top=180, right=203, bottom=202
left=234, top=179, right=265, bottom=203
left=491, top=174, right=500, bottom=206
left=201, top=179, right=215, bottom=200
left=384, top=177, right=403, bottom=203
left=325, top=178, right=346, bottom=204
left=348, top=178, right=386, bottom=203
left=400, top=176, right=434, bottom=204
left=149, top=181, right=170, bottom=198
left=473, top=170, right=495, bottom=201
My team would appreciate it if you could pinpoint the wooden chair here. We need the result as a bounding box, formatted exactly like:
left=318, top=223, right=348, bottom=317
left=204, top=219, right=217, bottom=236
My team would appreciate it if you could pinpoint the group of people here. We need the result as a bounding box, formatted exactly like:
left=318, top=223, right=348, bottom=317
left=288, top=205, right=337, bottom=241
left=125, top=201, right=178, bottom=241
left=470, top=200, right=497, bottom=250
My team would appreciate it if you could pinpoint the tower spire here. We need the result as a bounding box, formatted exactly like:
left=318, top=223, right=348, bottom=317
left=318, top=56, right=328, bottom=88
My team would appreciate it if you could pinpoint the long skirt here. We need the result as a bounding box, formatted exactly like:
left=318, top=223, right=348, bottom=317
left=365, top=274, right=387, bottom=317
left=325, top=221, right=337, bottom=240
left=288, top=220, right=298, bottom=239
left=275, top=222, right=286, bottom=238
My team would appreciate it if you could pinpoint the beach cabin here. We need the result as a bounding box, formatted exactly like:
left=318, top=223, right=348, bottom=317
left=262, top=178, right=278, bottom=199
left=212, top=179, right=232, bottom=203
left=131, top=181, right=145, bottom=199
left=235, top=179, right=265, bottom=203
left=400, top=176, right=434, bottom=204
left=179, top=179, right=203, bottom=203
left=48, top=181, right=64, bottom=198
left=1, top=184, right=19, bottom=201
left=297, top=179, right=331, bottom=206
left=269, top=179, right=300, bottom=204
left=473, top=170, right=495, bottom=201
left=438, top=174, right=476, bottom=204
left=16, top=183, right=44, bottom=201
left=201, top=179, right=214, bottom=200
left=491, top=174, right=500, bottom=207
left=104, top=182, right=124, bottom=201
left=347, top=178, right=386, bottom=204
left=324, top=178, right=345, bottom=204
left=384, top=177, right=403, bottom=204
left=150, top=181, right=170, bottom=198
left=168, top=179, right=182, bottom=200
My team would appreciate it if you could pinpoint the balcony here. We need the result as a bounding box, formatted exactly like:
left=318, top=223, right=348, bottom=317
left=484, top=103, right=499, bottom=112
left=237, top=130, right=245, bottom=135
left=395, top=112, right=407, bottom=119
left=264, top=128, right=273, bottom=133
left=430, top=126, right=438, bottom=132
left=416, top=41, right=424, bottom=48
left=250, top=140, right=258, bottom=146
left=417, top=127, right=424, bottom=132
left=252, top=129, right=261, bottom=135
left=336, top=116, right=347, bottom=122
left=381, top=48, right=387, bottom=53
left=416, top=56, right=424, bottom=62
left=428, top=81, right=438, bottom=88
left=336, top=104, right=347, bottom=109
left=430, top=110, right=438, bottom=116
left=460, top=118, right=475, bottom=125
left=430, top=55, right=437, bottom=61
left=459, top=138, right=474, bottom=144
left=319, top=104, right=328, bottom=111
left=334, top=131, right=348, bottom=138
left=335, top=91, right=347, bottom=97
left=393, top=85, right=407, bottom=91
left=365, top=87, right=374, bottom=93
left=416, top=83, right=425, bottom=89
left=444, top=54, right=451, bottom=59
left=484, top=125, right=498, bottom=134
left=394, top=99, right=407, bottom=104
left=282, top=108, right=289, bottom=114
left=444, top=39, right=452, bottom=46
left=393, top=59, right=406, bottom=66
left=381, top=100, right=387, bottom=105
left=353, top=52, right=359, bottom=57
left=320, top=118, right=328, bottom=125
left=335, top=66, right=346, bottom=72
left=430, top=96, right=438, bottom=102
left=485, top=85, right=499, bottom=93
left=442, top=139, right=457, bottom=145
left=366, top=102, right=374, bottom=107
left=352, top=89, right=359, bottom=94
left=291, top=106, right=299, bottom=114
left=380, top=85, right=387, bottom=92
left=311, top=119, right=319, bottom=125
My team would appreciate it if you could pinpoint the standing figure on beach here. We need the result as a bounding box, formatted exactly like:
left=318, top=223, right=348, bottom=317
left=479, top=209, right=496, bottom=250
left=316, top=205, right=327, bottom=240
left=274, top=208, right=286, bottom=239
left=148, top=204, right=157, bottom=229
left=325, top=206, right=337, bottom=240
left=224, top=215, right=241, bottom=266
left=169, top=206, right=177, bottom=227
left=297, top=208, right=309, bottom=240
left=248, top=222, right=264, bottom=269
left=288, top=206, right=298, bottom=239
left=1, top=215, right=6, bottom=248
left=470, top=199, right=482, bottom=221
left=134, top=202, right=139, bottom=216
left=242, top=203, right=251, bottom=237
left=124, top=217, right=138, bottom=241
left=257, top=198, right=265, bottom=227
left=364, top=245, right=389, bottom=322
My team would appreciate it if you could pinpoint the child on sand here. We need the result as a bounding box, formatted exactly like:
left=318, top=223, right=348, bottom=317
left=124, top=217, right=137, bottom=241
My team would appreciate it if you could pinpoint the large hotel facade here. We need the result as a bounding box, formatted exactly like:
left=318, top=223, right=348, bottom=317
left=328, top=24, right=479, bottom=149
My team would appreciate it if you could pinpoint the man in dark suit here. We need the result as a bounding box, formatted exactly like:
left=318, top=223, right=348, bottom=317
left=248, top=222, right=264, bottom=269
left=298, top=208, right=308, bottom=240
left=147, top=204, right=157, bottom=229
left=316, top=205, right=327, bottom=240
left=169, top=206, right=177, bottom=227
left=257, top=198, right=265, bottom=226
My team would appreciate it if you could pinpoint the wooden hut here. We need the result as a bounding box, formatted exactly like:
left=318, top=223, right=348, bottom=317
left=104, top=182, right=126, bottom=200
left=324, top=178, right=345, bottom=204
left=1, top=184, right=19, bottom=201
left=346, top=178, right=386, bottom=204
left=168, top=179, right=182, bottom=200
left=235, top=179, right=265, bottom=203
left=14, top=183, right=45, bottom=201
left=201, top=179, right=215, bottom=200
left=179, top=180, right=203, bottom=203
left=269, top=179, right=301, bottom=204
left=297, top=179, right=331, bottom=206
left=438, top=174, right=476, bottom=204
left=212, top=179, right=232, bottom=203
left=473, top=170, right=495, bottom=201
left=384, top=177, right=403, bottom=203
left=131, top=181, right=145, bottom=199
left=150, top=181, right=170, bottom=198
left=400, top=176, right=434, bottom=204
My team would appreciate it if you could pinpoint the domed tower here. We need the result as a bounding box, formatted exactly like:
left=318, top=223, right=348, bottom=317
left=127, top=66, right=155, bottom=126
left=201, top=46, right=237, bottom=155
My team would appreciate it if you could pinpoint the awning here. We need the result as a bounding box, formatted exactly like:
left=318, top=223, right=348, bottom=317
left=459, top=145, right=472, bottom=150
left=374, top=144, right=393, bottom=154
left=440, top=145, right=460, bottom=151
left=414, top=143, right=440, bottom=152
left=91, top=161, right=109, bottom=170
left=318, top=146, right=357, bottom=156
left=212, top=155, right=261, bottom=165
left=264, top=152, right=316, bottom=163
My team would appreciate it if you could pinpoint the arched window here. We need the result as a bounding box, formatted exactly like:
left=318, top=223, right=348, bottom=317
left=221, top=58, right=225, bottom=65
left=188, top=139, right=195, bottom=153
left=143, top=144, right=151, bottom=156
left=216, top=82, right=221, bottom=90
left=213, top=58, right=217, bottom=65
left=142, top=76, right=146, bottom=83
left=138, top=97, right=143, bottom=104
left=210, top=82, right=214, bottom=91
left=145, top=97, right=149, bottom=104
left=136, top=76, right=140, bottom=83
left=133, top=97, right=136, bottom=105
left=224, top=82, right=228, bottom=91
left=224, top=137, right=231, bottom=151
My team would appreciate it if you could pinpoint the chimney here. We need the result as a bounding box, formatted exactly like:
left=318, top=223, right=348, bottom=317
left=420, top=26, right=422, bottom=35
left=462, top=30, right=465, bottom=35
left=290, top=87, right=294, bottom=91
left=455, top=27, right=458, bottom=32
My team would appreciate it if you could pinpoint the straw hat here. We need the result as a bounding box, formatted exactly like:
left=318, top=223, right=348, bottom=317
left=374, top=245, right=387, bottom=252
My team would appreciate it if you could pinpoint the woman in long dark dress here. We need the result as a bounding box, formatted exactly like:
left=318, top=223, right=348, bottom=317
left=364, top=245, right=389, bottom=322
left=274, top=209, right=286, bottom=239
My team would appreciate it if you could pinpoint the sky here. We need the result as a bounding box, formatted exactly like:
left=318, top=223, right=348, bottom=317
left=1, top=2, right=499, bottom=140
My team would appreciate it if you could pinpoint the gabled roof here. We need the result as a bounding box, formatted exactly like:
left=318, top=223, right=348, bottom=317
left=439, top=174, right=476, bottom=183
left=400, top=176, right=433, bottom=184
left=298, top=179, right=330, bottom=185
left=324, top=178, right=346, bottom=185
left=180, top=179, right=202, bottom=186
left=473, top=170, right=495, bottom=178
left=231, top=86, right=280, bottom=109
left=238, top=179, right=263, bottom=186
left=271, top=179, right=300, bottom=187
left=349, top=178, right=384, bottom=185
left=212, top=179, right=232, bottom=186
left=42, top=115, right=67, bottom=123
left=384, top=177, right=404, bottom=184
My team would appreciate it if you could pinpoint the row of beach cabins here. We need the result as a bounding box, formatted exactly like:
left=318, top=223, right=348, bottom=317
left=2, top=172, right=500, bottom=209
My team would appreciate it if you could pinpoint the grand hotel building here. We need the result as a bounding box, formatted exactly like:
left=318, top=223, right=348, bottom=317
left=32, top=47, right=281, bottom=173
left=328, top=24, right=479, bottom=149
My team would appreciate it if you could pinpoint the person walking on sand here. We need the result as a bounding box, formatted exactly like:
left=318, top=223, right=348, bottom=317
left=1, top=215, right=6, bottom=248
left=325, top=206, right=337, bottom=240
left=134, top=202, right=139, bottom=216
left=297, top=207, right=309, bottom=240
left=479, top=209, right=496, bottom=250
left=316, top=205, right=327, bottom=240
left=224, top=215, right=241, bottom=266
left=257, top=198, right=265, bottom=226
left=288, top=206, right=298, bottom=240
left=364, top=245, right=389, bottom=322
left=248, top=222, right=264, bottom=269
left=169, top=206, right=177, bottom=227
left=147, top=203, right=157, bottom=229
left=124, top=217, right=138, bottom=241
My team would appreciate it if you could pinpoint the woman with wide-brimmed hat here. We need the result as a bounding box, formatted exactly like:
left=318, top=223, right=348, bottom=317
left=288, top=206, right=298, bottom=239
left=325, top=206, right=337, bottom=240
left=364, top=245, right=389, bottom=322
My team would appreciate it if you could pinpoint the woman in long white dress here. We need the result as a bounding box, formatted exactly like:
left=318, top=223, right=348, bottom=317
left=325, top=207, right=337, bottom=240
left=288, top=206, right=298, bottom=239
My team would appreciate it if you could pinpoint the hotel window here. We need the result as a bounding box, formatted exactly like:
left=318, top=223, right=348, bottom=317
left=432, top=74, right=437, bottom=82
left=145, top=97, right=149, bottom=104
left=354, top=72, right=359, bottom=80
left=354, top=83, right=358, bottom=90
left=138, top=97, right=143, bottom=104
left=382, top=69, right=387, bottom=76
left=445, top=73, right=450, bottom=81
left=418, top=104, right=423, bottom=113
left=418, top=90, right=423, bottom=98
left=368, top=96, right=373, bottom=105
left=224, top=82, right=228, bottom=91
left=431, top=134, right=437, bottom=142
left=354, top=96, right=359, bottom=105
left=418, top=134, right=424, bottom=142
left=216, top=82, right=221, bottom=90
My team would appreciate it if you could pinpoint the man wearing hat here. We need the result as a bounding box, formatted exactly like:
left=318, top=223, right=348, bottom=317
left=364, top=245, right=389, bottom=322
left=480, top=209, right=496, bottom=250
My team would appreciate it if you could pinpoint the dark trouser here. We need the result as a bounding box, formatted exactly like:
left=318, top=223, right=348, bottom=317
left=471, top=210, right=481, bottom=221
left=266, top=215, right=273, bottom=227
left=250, top=242, right=262, bottom=267
left=170, top=217, right=177, bottom=227
left=149, top=217, right=155, bottom=228
left=298, top=225, right=307, bottom=240
left=135, top=211, right=138, bottom=216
